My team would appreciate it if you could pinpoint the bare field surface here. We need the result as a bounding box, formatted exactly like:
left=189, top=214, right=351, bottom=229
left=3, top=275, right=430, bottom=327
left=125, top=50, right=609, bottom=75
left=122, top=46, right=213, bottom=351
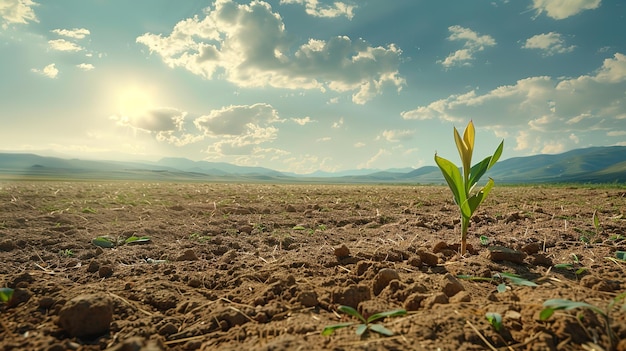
left=1, top=182, right=626, bottom=351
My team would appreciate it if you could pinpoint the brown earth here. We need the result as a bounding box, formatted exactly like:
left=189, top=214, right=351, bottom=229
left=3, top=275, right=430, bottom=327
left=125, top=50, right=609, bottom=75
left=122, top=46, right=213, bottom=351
left=1, top=181, right=625, bottom=351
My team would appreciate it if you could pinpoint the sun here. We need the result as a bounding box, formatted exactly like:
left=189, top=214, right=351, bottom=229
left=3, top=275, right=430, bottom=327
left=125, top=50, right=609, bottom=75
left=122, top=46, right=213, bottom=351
left=117, top=86, right=155, bottom=117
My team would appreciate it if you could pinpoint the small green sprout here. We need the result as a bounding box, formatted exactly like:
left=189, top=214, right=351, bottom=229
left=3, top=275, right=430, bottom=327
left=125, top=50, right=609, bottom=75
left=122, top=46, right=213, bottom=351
left=58, top=249, right=74, bottom=257
left=435, top=120, right=504, bottom=256
left=479, top=235, right=490, bottom=246
left=485, top=312, right=503, bottom=331
left=0, top=288, right=14, bottom=304
left=322, top=305, right=406, bottom=337
left=540, top=292, right=626, bottom=350
left=125, top=235, right=151, bottom=244
left=458, top=272, right=537, bottom=293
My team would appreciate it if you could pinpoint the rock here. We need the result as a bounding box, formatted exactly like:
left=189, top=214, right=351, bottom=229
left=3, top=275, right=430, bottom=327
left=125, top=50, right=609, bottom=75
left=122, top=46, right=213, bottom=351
left=332, top=285, right=370, bottom=308
left=334, top=244, right=350, bottom=259
left=238, top=225, right=253, bottom=234
left=286, top=204, right=297, bottom=212
left=157, top=322, right=178, bottom=336
left=432, top=241, right=449, bottom=254
left=487, top=246, right=527, bottom=264
left=372, top=268, right=400, bottom=296
left=417, top=249, right=439, bottom=266
left=7, top=288, right=32, bottom=307
left=520, top=242, right=541, bottom=255
left=441, top=273, right=464, bottom=297
left=176, top=249, right=198, bottom=261
left=450, top=291, right=471, bottom=303
left=529, top=253, right=553, bottom=266
left=58, top=294, right=113, bottom=338
left=407, top=255, right=421, bottom=267
left=99, top=265, right=113, bottom=278
left=404, top=293, right=428, bottom=311
left=87, top=260, right=100, bottom=273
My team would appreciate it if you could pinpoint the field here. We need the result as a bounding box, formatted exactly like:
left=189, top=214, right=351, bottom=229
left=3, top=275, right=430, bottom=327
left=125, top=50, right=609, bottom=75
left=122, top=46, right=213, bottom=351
left=1, top=181, right=625, bottom=351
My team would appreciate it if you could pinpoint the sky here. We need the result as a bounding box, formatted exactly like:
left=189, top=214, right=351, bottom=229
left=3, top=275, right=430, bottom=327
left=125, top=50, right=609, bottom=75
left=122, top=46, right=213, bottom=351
left=1, top=0, right=625, bottom=174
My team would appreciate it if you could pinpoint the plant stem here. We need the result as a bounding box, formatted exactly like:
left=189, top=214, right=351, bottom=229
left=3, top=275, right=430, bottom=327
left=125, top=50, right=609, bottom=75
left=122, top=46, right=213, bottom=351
left=461, top=216, right=469, bottom=256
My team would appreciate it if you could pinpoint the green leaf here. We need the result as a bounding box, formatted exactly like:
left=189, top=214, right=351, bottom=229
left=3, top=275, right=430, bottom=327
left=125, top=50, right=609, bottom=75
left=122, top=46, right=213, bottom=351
left=468, top=156, right=492, bottom=190
left=554, top=263, right=573, bottom=270
left=92, top=236, right=115, bottom=248
left=125, top=236, right=151, bottom=244
left=479, top=235, right=490, bottom=245
left=466, top=178, right=494, bottom=214
left=366, top=309, right=406, bottom=323
left=488, top=140, right=504, bottom=169
left=615, top=251, right=626, bottom=261
left=496, top=283, right=507, bottom=293
left=321, top=322, right=354, bottom=336
left=368, top=323, right=394, bottom=336
left=485, top=312, right=502, bottom=331
left=542, top=299, right=605, bottom=316
left=434, top=154, right=470, bottom=218
left=0, top=287, right=14, bottom=303
left=499, top=272, right=538, bottom=287
left=539, top=308, right=555, bottom=321
left=338, top=305, right=366, bottom=324
left=355, top=324, right=368, bottom=336
left=593, top=210, right=600, bottom=230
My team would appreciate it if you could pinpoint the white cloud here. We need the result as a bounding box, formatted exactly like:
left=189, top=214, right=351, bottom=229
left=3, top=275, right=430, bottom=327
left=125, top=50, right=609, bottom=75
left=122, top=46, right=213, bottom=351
left=607, top=131, right=626, bottom=136
left=0, top=0, right=38, bottom=28
left=136, top=0, right=403, bottom=104
left=292, top=116, right=314, bottom=125
left=51, top=28, right=90, bottom=39
left=195, top=103, right=280, bottom=156
left=332, top=117, right=344, bottom=128
left=279, top=0, right=356, bottom=19
left=531, top=0, right=601, bottom=20
left=316, top=136, right=331, bottom=142
left=76, top=63, right=94, bottom=71
left=523, top=32, right=575, bottom=56
left=569, top=133, right=579, bottom=144
left=439, top=25, right=496, bottom=68
left=380, top=129, right=415, bottom=142
left=354, top=142, right=365, bottom=148
left=404, top=53, right=626, bottom=152
left=31, top=63, right=58, bottom=78
left=359, top=148, right=390, bottom=169
left=48, top=39, right=83, bottom=52
left=113, top=107, right=186, bottom=133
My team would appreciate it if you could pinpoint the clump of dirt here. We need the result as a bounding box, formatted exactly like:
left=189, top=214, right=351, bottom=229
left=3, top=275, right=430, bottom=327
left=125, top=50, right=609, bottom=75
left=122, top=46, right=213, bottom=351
left=1, top=182, right=625, bottom=350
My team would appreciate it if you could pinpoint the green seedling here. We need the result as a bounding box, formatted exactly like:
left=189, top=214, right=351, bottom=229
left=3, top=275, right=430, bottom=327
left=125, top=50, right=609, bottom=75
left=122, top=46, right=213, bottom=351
left=435, top=120, right=504, bottom=255
left=58, top=249, right=74, bottom=257
left=554, top=254, right=588, bottom=275
left=485, top=312, right=503, bottom=332
left=92, top=236, right=116, bottom=248
left=292, top=225, right=306, bottom=231
left=0, top=288, right=14, bottom=303
left=125, top=235, right=151, bottom=244
left=540, top=292, right=626, bottom=350
left=322, top=305, right=406, bottom=337
left=82, top=207, right=97, bottom=214
left=479, top=235, right=490, bottom=246
left=458, top=272, right=538, bottom=293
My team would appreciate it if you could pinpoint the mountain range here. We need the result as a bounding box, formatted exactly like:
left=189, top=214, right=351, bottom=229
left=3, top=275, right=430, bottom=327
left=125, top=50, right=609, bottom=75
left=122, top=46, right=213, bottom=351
left=0, top=146, right=625, bottom=184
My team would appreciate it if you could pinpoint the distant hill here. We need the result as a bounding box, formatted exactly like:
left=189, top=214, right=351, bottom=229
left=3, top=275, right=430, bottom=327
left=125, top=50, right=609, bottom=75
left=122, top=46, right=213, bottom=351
left=1, top=146, right=625, bottom=183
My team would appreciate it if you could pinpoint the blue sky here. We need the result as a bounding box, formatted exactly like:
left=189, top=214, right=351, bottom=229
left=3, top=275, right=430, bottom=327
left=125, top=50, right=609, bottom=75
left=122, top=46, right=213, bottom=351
left=1, top=0, right=625, bottom=174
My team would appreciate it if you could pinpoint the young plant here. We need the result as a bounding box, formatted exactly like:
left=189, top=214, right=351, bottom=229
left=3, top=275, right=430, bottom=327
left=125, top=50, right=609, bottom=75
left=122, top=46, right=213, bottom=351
left=485, top=312, right=503, bottom=332
left=0, top=288, right=14, bottom=304
left=540, top=292, right=626, bottom=350
left=458, top=272, right=538, bottom=293
left=322, top=305, right=406, bottom=337
left=435, top=120, right=504, bottom=255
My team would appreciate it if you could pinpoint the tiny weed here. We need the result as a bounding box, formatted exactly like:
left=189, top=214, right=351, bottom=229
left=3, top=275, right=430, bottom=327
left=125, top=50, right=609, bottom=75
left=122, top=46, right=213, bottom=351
left=322, top=305, right=406, bottom=337
left=189, top=232, right=212, bottom=242
left=292, top=225, right=306, bottom=231
left=0, top=288, right=14, bottom=303
left=82, top=207, right=97, bottom=214
left=58, top=249, right=74, bottom=257
left=485, top=312, right=503, bottom=331
left=541, top=292, right=626, bottom=350
left=479, top=235, right=490, bottom=246
left=458, top=272, right=538, bottom=293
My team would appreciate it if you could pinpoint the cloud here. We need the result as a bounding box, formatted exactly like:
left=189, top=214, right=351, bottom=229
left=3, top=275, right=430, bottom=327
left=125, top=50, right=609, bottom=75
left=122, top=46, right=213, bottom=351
left=0, top=0, right=38, bottom=28
left=136, top=0, right=403, bottom=104
left=51, top=28, right=90, bottom=39
left=292, top=116, right=314, bottom=125
left=279, top=0, right=356, bottom=19
left=522, top=32, right=575, bottom=56
left=48, top=39, right=83, bottom=52
left=359, top=148, right=390, bottom=169
left=113, top=107, right=186, bottom=133
left=531, top=0, right=601, bottom=20
left=31, top=63, right=58, bottom=78
left=439, top=25, right=496, bottom=68
left=332, top=117, right=344, bottom=128
left=403, top=53, right=626, bottom=152
left=380, top=129, right=415, bottom=142
left=77, top=63, right=95, bottom=71
left=195, top=103, right=280, bottom=156
left=607, top=131, right=626, bottom=137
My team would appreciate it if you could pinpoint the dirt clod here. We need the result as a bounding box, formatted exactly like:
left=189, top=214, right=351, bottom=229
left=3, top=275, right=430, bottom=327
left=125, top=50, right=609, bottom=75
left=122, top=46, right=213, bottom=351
left=58, top=293, right=113, bottom=338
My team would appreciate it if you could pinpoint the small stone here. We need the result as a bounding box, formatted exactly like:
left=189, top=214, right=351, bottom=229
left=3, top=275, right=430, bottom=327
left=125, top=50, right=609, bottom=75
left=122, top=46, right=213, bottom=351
left=286, top=204, right=297, bottom=212
left=487, top=246, right=527, bottom=264
left=417, top=249, right=439, bottom=266
left=407, top=255, right=421, bottom=267
left=432, top=241, right=448, bottom=254
left=39, top=296, right=55, bottom=309
left=238, top=225, right=253, bottom=234
left=450, top=291, right=471, bottom=303
left=99, top=265, right=113, bottom=278
left=58, top=294, right=113, bottom=338
left=530, top=253, right=553, bottom=266
left=87, top=261, right=100, bottom=273
left=7, top=288, right=32, bottom=307
left=334, top=244, right=350, bottom=259
left=404, top=293, right=428, bottom=311
left=372, top=268, right=400, bottom=296
left=520, top=242, right=541, bottom=255
left=441, top=273, right=465, bottom=297
left=176, top=249, right=198, bottom=261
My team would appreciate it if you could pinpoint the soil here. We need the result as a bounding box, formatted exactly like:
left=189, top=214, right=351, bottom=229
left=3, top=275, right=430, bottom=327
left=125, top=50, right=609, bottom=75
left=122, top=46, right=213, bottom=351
left=1, top=181, right=625, bottom=351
